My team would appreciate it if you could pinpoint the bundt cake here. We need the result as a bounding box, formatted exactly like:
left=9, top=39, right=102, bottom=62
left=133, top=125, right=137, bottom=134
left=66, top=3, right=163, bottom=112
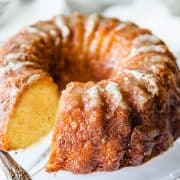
left=0, top=13, right=179, bottom=174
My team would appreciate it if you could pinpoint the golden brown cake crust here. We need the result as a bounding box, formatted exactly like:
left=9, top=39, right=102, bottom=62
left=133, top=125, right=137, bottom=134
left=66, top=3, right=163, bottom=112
left=0, top=13, right=179, bottom=173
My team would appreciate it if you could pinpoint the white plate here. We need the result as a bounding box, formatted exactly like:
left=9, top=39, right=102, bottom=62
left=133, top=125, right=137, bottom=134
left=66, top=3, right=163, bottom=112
left=3, top=137, right=180, bottom=180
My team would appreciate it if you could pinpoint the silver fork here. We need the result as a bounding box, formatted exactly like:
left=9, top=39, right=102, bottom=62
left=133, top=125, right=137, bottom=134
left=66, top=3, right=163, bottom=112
left=0, top=151, right=31, bottom=180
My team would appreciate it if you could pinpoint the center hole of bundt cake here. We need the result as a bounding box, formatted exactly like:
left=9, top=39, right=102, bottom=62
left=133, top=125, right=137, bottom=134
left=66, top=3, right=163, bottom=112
left=7, top=78, right=59, bottom=150
left=6, top=25, right=115, bottom=150
left=53, top=57, right=113, bottom=91
left=6, top=55, right=113, bottom=150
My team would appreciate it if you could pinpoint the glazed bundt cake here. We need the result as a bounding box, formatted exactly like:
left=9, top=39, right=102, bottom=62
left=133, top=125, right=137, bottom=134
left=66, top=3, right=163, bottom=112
left=0, top=13, right=179, bottom=174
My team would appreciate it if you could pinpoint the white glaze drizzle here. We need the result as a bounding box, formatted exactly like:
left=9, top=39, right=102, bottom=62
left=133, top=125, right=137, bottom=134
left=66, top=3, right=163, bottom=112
left=99, top=23, right=126, bottom=54
left=122, top=69, right=159, bottom=95
left=0, top=52, right=36, bottom=75
left=15, top=37, right=29, bottom=49
left=67, top=83, right=82, bottom=93
left=144, top=55, right=173, bottom=75
left=61, top=85, right=82, bottom=111
left=85, top=85, right=100, bottom=108
left=85, top=13, right=99, bottom=38
left=137, top=92, right=149, bottom=109
left=54, top=16, right=70, bottom=39
left=151, top=63, right=166, bottom=73
left=49, top=29, right=61, bottom=46
left=55, top=37, right=61, bottom=46
left=49, top=29, right=58, bottom=38
left=5, top=52, right=24, bottom=61
left=10, top=85, right=19, bottom=98
left=26, top=27, right=47, bottom=38
left=89, top=37, right=99, bottom=53
left=128, top=45, right=166, bottom=59
left=120, top=74, right=150, bottom=109
left=114, top=23, right=127, bottom=31
left=5, top=52, right=39, bottom=64
left=100, top=31, right=116, bottom=55
left=105, top=81, right=127, bottom=109
left=149, top=55, right=169, bottom=63
left=133, top=34, right=160, bottom=46
left=0, top=61, right=34, bottom=75
left=26, top=74, right=41, bottom=84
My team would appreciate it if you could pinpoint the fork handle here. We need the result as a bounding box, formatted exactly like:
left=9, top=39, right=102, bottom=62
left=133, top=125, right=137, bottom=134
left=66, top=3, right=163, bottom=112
left=0, top=151, right=32, bottom=180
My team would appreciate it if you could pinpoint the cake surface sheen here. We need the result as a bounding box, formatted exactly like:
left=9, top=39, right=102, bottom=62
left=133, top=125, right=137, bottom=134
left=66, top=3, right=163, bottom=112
left=0, top=13, right=179, bottom=174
